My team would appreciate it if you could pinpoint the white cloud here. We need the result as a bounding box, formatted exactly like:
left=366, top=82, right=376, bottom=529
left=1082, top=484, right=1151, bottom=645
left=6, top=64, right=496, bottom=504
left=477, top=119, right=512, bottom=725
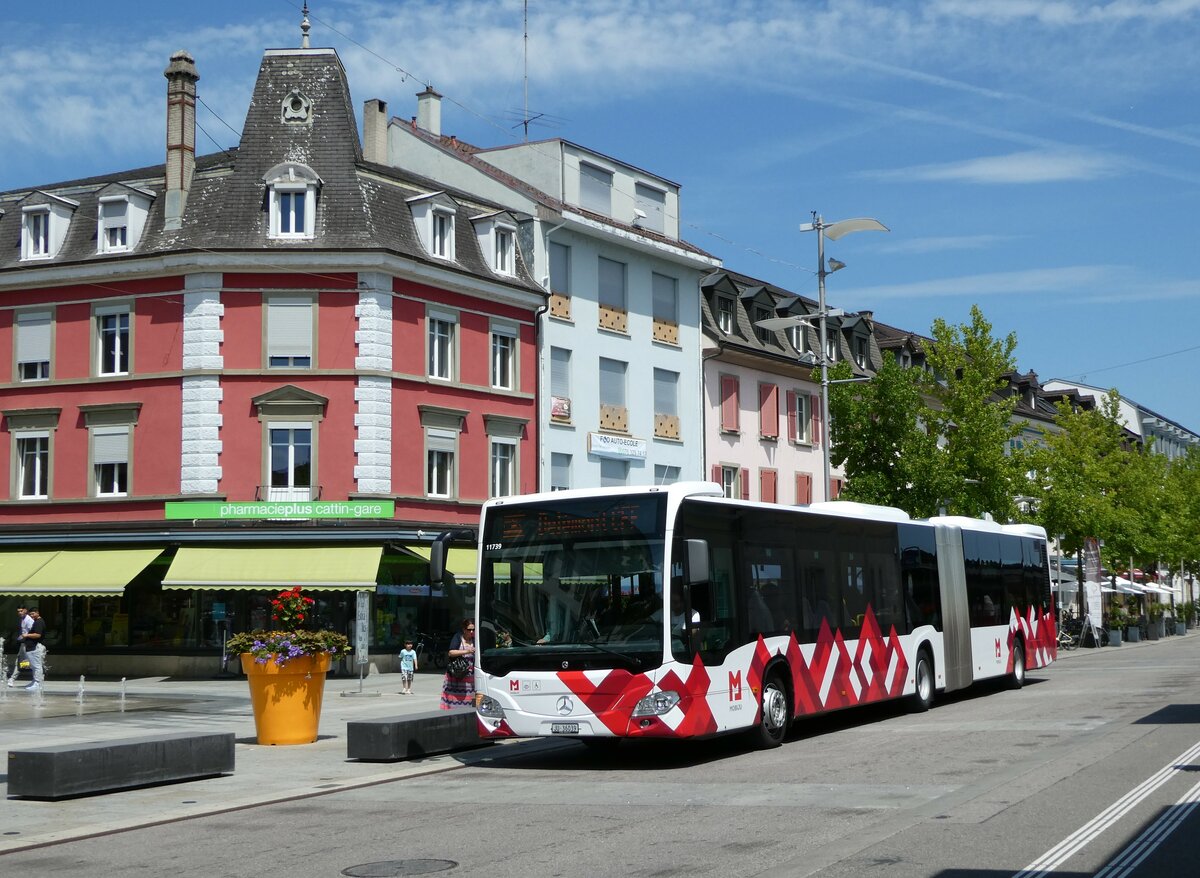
left=861, top=150, right=1120, bottom=184
left=877, top=235, right=1017, bottom=255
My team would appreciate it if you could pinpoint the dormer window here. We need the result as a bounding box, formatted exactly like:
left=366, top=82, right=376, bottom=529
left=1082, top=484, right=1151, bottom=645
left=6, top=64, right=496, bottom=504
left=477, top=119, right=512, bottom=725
left=715, top=296, right=735, bottom=333
left=20, top=192, right=78, bottom=261
left=95, top=184, right=153, bottom=255
left=789, top=324, right=807, bottom=353
left=755, top=307, right=773, bottom=344
left=263, top=162, right=321, bottom=240
left=409, top=192, right=459, bottom=262
left=24, top=209, right=50, bottom=258
left=472, top=211, right=518, bottom=276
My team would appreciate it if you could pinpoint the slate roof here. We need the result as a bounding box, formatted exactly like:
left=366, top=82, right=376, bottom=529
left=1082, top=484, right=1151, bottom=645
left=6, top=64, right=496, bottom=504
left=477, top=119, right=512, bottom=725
left=0, top=48, right=541, bottom=297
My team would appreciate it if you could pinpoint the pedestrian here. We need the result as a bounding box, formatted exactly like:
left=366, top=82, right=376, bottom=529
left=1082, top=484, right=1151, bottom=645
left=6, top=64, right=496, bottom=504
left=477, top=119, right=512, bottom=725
left=23, top=607, right=46, bottom=691
left=7, top=604, right=33, bottom=687
left=439, top=618, right=475, bottom=710
left=398, top=638, right=418, bottom=695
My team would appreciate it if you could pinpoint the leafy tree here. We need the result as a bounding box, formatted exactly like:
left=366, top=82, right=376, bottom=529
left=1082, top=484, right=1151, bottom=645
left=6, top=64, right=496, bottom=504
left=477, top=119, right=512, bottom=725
left=923, top=305, right=1025, bottom=520
left=827, top=352, right=946, bottom=517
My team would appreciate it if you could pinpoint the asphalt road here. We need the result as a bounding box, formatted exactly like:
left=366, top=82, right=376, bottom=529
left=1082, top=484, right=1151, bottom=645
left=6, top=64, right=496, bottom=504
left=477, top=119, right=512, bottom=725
left=7, top=637, right=1200, bottom=878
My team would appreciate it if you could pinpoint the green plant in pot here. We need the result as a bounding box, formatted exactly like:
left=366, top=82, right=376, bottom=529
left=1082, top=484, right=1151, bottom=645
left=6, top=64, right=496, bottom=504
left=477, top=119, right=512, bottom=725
left=1107, top=606, right=1129, bottom=632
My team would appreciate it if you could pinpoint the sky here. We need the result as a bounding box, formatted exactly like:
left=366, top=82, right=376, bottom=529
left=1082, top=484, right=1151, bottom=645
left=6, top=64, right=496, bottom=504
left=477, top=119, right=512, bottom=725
left=3, top=0, right=1199, bottom=432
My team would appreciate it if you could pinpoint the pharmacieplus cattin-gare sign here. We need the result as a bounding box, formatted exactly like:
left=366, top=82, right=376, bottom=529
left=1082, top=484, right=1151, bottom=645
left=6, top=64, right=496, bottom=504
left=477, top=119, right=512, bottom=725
left=164, top=500, right=396, bottom=521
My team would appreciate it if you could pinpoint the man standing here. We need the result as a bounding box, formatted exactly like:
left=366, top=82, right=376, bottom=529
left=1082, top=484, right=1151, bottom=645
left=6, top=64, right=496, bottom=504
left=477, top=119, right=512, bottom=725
left=23, top=607, right=46, bottom=691
left=7, top=605, right=33, bottom=687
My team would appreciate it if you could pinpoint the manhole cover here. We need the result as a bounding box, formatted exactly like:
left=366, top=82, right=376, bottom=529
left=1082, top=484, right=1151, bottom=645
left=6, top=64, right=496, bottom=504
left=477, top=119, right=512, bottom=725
left=342, top=860, right=457, bottom=877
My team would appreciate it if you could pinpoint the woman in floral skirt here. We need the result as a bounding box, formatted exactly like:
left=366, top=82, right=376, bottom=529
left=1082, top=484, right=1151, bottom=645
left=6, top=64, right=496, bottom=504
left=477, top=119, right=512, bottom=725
left=439, top=618, right=476, bottom=710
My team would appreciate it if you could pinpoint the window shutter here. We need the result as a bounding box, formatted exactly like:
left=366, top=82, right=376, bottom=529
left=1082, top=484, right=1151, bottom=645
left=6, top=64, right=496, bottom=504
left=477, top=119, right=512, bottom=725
left=810, top=394, right=821, bottom=446
left=598, top=257, right=625, bottom=310
left=786, top=391, right=797, bottom=443
left=711, top=465, right=722, bottom=483
left=760, top=469, right=777, bottom=503
left=795, top=472, right=812, bottom=505
left=830, top=477, right=843, bottom=500
left=599, top=358, right=626, bottom=406
left=16, top=312, right=51, bottom=364
left=739, top=468, right=749, bottom=500
left=654, top=369, right=677, bottom=416
left=550, top=347, right=570, bottom=397
left=720, top=375, right=740, bottom=432
left=93, top=427, right=129, bottom=465
left=652, top=273, right=676, bottom=322
left=267, top=298, right=313, bottom=358
left=759, top=383, right=778, bottom=439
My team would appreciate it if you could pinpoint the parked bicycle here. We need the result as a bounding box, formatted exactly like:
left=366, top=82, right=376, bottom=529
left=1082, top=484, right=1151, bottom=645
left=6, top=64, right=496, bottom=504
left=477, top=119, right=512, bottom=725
left=414, top=631, right=448, bottom=669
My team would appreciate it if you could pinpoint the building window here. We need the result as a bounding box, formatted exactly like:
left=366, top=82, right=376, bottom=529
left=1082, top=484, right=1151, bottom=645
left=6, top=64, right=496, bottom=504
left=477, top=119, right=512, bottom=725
left=759, top=469, right=778, bottom=503
left=432, top=210, right=455, bottom=259
left=490, top=439, right=516, bottom=497
left=265, top=162, right=320, bottom=239
left=651, top=273, right=678, bottom=345
left=654, top=368, right=679, bottom=440
left=98, top=198, right=129, bottom=252
left=96, top=306, right=131, bottom=376
left=266, top=297, right=314, bottom=368
left=427, top=310, right=457, bottom=381
left=854, top=336, right=869, bottom=368
left=759, top=383, right=779, bottom=440
left=719, top=374, right=740, bottom=433
left=268, top=423, right=313, bottom=500
left=787, top=391, right=813, bottom=444
left=720, top=465, right=738, bottom=499
left=22, top=209, right=51, bottom=260
left=550, top=453, right=571, bottom=491
left=491, top=324, right=516, bottom=390
left=789, top=323, right=808, bottom=353
left=15, top=433, right=49, bottom=499
left=654, top=464, right=680, bottom=485
left=550, top=347, right=571, bottom=422
left=93, top=426, right=130, bottom=497
left=826, top=334, right=838, bottom=363
left=548, top=241, right=571, bottom=320
left=579, top=162, right=613, bottom=215
left=597, top=256, right=627, bottom=333
left=426, top=428, right=457, bottom=498
left=635, top=183, right=666, bottom=233
left=494, top=227, right=515, bottom=275
left=599, top=357, right=627, bottom=432
left=600, top=458, right=628, bottom=487
left=15, top=311, right=51, bottom=382
left=715, top=296, right=735, bottom=334
left=755, top=307, right=773, bottom=344
left=795, top=472, right=813, bottom=505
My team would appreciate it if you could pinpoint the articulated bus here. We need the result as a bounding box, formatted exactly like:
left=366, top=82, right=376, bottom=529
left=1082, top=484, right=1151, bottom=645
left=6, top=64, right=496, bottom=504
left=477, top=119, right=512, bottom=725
left=468, top=482, right=1055, bottom=748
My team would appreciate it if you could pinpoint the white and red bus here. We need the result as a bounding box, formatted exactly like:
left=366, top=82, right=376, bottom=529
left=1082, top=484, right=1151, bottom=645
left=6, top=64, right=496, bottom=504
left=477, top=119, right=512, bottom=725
left=466, top=482, right=1055, bottom=748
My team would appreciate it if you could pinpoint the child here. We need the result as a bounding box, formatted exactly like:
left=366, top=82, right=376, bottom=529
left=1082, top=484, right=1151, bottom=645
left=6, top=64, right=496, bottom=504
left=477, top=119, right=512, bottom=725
left=398, top=639, right=418, bottom=695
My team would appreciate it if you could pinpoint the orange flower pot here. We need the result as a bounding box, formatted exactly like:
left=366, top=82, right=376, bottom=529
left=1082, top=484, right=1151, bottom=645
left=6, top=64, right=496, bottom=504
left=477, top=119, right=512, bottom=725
left=241, top=652, right=331, bottom=745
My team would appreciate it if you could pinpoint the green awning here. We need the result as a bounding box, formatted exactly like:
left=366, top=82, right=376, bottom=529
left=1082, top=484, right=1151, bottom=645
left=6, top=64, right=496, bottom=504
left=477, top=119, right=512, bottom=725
left=0, top=548, right=163, bottom=596
left=161, top=546, right=382, bottom=590
left=401, top=545, right=479, bottom=583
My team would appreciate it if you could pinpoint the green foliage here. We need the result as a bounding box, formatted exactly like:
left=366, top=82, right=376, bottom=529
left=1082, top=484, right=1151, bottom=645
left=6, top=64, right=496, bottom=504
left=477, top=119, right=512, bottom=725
left=1106, top=605, right=1129, bottom=631
left=225, top=586, right=351, bottom=667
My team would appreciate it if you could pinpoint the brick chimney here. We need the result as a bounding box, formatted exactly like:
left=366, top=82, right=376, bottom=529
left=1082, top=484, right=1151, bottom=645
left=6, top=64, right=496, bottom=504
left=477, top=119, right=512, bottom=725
left=163, top=50, right=199, bottom=230
left=363, top=99, right=388, bottom=164
left=416, top=86, right=442, bottom=136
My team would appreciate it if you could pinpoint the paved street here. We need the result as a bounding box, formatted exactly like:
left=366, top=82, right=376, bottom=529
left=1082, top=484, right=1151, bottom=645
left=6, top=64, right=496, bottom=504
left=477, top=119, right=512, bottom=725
left=5, top=638, right=1200, bottom=877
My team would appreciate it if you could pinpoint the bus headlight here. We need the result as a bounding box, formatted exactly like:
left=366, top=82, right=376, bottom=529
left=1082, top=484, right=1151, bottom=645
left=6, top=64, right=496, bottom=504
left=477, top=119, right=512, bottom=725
left=477, top=696, right=506, bottom=719
left=631, top=690, right=681, bottom=717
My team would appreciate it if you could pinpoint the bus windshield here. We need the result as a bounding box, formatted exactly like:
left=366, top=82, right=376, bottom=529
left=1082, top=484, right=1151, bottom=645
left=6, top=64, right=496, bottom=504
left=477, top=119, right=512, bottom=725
left=478, top=493, right=668, bottom=675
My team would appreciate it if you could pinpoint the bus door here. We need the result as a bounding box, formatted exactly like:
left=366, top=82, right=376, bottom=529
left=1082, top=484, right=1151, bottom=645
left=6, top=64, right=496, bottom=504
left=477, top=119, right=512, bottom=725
left=935, top=524, right=973, bottom=693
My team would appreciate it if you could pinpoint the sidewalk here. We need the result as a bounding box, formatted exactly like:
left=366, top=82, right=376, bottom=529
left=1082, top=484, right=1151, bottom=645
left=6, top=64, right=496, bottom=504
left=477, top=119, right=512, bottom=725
left=0, top=667, right=513, bottom=855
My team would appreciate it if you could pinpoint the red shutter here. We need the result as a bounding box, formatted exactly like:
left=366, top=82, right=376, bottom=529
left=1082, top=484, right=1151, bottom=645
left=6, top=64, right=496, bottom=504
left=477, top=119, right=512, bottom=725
left=786, top=391, right=798, bottom=443
left=795, top=472, right=812, bottom=505
left=758, top=383, right=779, bottom=439
left=760, top=469, right=777, bottom=503
left=830, top=477, right=843, bottom=500
left=711, top=465, right=722, bottom=484
left=810, top=394, right=821, bottom=446
left=739, top=468, right=750, bottom=500
left=720, top=375, right=740, bottom=432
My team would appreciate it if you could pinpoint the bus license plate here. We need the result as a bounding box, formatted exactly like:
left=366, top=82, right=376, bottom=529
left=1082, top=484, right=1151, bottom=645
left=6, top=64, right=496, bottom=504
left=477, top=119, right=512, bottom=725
left=551, top=722, right=580, bottom=735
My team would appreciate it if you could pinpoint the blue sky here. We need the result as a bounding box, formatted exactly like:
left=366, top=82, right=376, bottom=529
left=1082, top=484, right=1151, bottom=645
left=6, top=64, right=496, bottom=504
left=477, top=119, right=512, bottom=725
left=4, top=1, right=1199, bottom=431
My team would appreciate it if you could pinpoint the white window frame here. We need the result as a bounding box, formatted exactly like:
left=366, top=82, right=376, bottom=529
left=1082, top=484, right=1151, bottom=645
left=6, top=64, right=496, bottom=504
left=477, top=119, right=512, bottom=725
left=22, top=208, right=51, bottom=260
left=15, top=310, right=52, bottom=382
left=265, top=163, right=320, bottom=240
left=432, top=209, right=455, bottom=260
left=95, top=304, right=131, bottom=377
left=716, top=296, right=735, bottom=334
left=427, top=308, right=458, bottom=381
left=494, top=225, right=515, bottom=275
left=98, top=196, right=130, bottom=253
left=490, top=322, right=517, bottom=390
left=15, top=431, right=50, bottom=499
left=426, top=427, right=457, bottom=498
left=92, top=425, right=130, bottom=497
left=266, top=420, right=314, bottom=501
left=721, top=465, right=739, bottom=499
left=490, top=437, right=517, bottom=498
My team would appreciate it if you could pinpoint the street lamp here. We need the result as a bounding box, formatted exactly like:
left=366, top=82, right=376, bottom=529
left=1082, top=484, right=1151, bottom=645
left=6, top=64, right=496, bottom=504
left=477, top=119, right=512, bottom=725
left=755, top=212, right=888, bottom=499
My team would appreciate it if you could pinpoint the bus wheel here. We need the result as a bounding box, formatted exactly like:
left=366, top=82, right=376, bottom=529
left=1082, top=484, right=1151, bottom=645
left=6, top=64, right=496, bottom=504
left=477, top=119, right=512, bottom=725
left=1009, top=640, right=1026, bottom=690
left=910, top=648, right=935, bottom=712
left=752, top=673, right=790, bottom=749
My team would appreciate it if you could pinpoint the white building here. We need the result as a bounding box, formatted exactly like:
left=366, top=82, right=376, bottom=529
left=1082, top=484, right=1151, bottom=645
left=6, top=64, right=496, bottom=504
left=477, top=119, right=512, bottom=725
left=1042, top=379, right=1200, bottom=460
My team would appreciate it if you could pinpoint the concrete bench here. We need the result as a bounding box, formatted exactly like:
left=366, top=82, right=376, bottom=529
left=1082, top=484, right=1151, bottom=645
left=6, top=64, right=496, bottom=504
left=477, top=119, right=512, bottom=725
left=7, top=731, right=235, bottom=800
left=347, top=708, right=489, bottom=761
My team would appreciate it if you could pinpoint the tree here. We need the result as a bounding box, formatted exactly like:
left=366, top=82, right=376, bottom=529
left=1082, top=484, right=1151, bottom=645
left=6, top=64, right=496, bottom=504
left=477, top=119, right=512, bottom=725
left=923, top=305, right=1025, bottom=520
left=827, top=352, right=946, bottom=517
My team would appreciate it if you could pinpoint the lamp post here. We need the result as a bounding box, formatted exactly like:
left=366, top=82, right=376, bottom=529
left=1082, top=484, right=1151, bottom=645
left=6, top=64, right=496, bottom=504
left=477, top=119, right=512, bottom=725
left=756, top=213, right=888, bottom=499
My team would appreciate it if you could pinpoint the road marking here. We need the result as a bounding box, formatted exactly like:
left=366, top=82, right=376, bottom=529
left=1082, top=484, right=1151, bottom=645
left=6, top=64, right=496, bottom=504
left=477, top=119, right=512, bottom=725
left=1093, top=777, right=1200, bottom=878
left=1013, top=738, right=1200, bottom=878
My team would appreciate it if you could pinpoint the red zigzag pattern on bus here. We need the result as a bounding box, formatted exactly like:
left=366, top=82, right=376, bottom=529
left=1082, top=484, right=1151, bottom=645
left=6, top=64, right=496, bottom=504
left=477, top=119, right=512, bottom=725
left=556, top=669, right=654, bottom=735
left=1009, top=604, right=1056, bottom=672
left=658, top=656, right=718, bottom=737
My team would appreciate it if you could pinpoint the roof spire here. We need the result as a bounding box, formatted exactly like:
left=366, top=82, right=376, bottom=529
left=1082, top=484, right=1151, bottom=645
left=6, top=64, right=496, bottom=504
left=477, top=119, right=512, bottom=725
left=301, top=2, right=311, bottom=49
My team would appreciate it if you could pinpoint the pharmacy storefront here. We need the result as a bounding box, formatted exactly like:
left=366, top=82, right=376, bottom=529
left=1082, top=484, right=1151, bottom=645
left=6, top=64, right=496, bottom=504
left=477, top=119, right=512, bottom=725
left=0, top=500, right=476, bottom=678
